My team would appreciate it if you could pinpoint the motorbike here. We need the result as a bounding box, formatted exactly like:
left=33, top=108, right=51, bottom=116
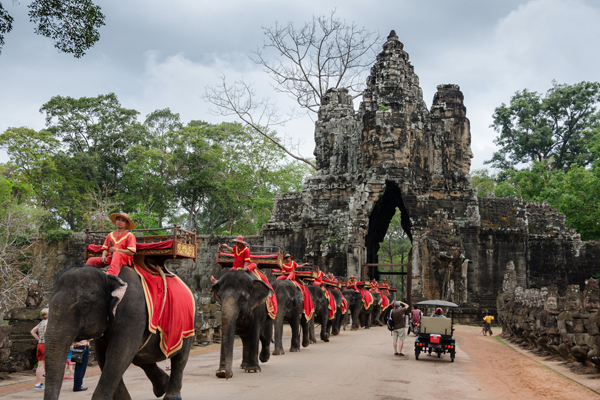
left=409, top=320, right=420, bottom=335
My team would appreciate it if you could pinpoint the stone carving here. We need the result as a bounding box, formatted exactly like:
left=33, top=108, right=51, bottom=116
left=262, top=30, right=600, bottom=317
left=497, top=278, right=600, bottom=373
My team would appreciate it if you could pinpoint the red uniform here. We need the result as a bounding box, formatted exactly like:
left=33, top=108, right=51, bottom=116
left=313, top=270, right=325, bottom=286
left=277, top=261, right=297, bottom=281
left=230, top=245, right=251, bottom=270
left=85, top=231, right=136, bottom=276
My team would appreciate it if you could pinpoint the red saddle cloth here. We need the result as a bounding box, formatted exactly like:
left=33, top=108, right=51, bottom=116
left=358, top=288, right=374, bottom=310
left=370, top=288, right=390, bottom=312
left=323, top=287, right=336, bottom=320
left=133, top=264, right=195, bottom=357
left=290, top=280, right=314, bottom=321
left=248, top=268, right=278, bottom=319
left=333, top=288, right=348, bottom=314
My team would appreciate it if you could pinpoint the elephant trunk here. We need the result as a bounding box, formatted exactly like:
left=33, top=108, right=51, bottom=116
left=43, top=314, right=77, bottom=400
left=218, top=297, right=239, bottom=379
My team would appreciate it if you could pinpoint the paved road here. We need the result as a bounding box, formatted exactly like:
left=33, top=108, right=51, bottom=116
left=3, top=325, right=598, bottom=400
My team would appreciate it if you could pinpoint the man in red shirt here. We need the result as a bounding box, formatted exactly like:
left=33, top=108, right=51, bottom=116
left=277, top=254, right=309, bottom=281
left=211, top=236, right=250, bottom=283
left=85, top=213, right=136, bottom=276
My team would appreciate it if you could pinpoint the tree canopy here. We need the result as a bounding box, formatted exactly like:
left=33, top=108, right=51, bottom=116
left=0, top=0, right=105, bottom=56
left=0, top=93, right=310, bottom=236
left=486, top=81, right=600, bottom=173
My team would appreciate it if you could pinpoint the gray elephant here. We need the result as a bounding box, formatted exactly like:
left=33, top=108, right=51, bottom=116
left=308, top=285, right=330, bottom=343
left=272, top=279, right=310, bottom=355
left=343, top=289, right=372, bottom=330
left=211, top=270, right=273, bottom=379
left=43, top=266, right=193, bottom=400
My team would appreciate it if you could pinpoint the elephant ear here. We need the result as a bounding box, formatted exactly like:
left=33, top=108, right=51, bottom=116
left=107, top=274, right=128, bottom=321
left=250, top=280, right=272, bottom=311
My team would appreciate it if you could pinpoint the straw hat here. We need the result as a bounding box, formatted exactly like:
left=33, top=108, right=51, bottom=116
left=109, top=213, right=135, bottom=229
left=234, top=235, right=247, bottom=245
left=284, top=253, right=293, bottom=259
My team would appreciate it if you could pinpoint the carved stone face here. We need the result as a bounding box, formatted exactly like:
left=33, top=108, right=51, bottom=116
left=545, top=295, right=558, bottom=311
left=583, top=278, right=600, bottom=311
left=514, top=286, right=524, bottom=303
left=506, top=261, right=515, bottom=271
left=565, top=285, right=582, bottom=312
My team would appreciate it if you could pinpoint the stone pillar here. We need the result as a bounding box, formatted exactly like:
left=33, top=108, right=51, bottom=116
left=0, top=307, right=42, bottom=372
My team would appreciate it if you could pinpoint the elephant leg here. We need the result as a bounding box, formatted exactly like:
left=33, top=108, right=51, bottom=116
left=164, top=338, right=192, bottom=400
left=301, top=317, right=310, bottom=347
left=272, top=312, right=285, bottom=356
left=259, top=320, right=271, bottom=363
left=112, top=378, right=132, bottom=400
left=309, top=317, right=317, bottom=344
left=138, top=363, right=169, bottom=398
left=320, top=313, right=329, bottom=342
left=93, top=333, right=142, bottom=400
left=245, top=322, right=262, bottom=373
left=290, top=312, right=301, bottom=352
left=240, top=336, right=250, bottom=369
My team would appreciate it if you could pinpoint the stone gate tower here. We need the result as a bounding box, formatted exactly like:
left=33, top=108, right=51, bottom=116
left=263, top=31, right=598, bottom=310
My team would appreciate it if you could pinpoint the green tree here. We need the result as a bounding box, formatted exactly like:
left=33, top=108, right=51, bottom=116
left=0, top=0, right=105, bottom=56
left=377, top=211, right=411, bottom=290
left=486, top=81, right=600, bottom=173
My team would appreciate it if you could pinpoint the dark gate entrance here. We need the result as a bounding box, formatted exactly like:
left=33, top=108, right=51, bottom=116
left=364, top=181, right=412, bottom=303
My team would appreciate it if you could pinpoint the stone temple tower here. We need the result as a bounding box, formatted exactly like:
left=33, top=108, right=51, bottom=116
left=263, top=31, right=597, bottom=312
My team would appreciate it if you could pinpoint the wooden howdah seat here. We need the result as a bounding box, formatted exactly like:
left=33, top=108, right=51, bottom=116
left=420, top=317, right=453, bottom=335
left=85, top=226, right=197, bottom=269
left=216, top=245, right=283, bottom=269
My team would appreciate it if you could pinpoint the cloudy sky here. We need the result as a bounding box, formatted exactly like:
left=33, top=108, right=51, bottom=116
left=1, top=0, right=599, bottom=170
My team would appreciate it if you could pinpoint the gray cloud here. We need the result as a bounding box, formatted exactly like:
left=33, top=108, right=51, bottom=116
left=1, top=0, right=598, bottom=169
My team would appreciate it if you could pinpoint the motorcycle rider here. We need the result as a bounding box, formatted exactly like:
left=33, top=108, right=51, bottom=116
left=408, top=305, right=423, bottom=335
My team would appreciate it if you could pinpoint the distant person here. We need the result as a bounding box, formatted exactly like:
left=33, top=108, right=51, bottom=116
left=432, top=307, right=446, bottom=318
left=483, top=312, right=494, bottom=335
left=30, top=308, right=48, bottom=390
left=64, top=346, right=75, bottom=379
left=72, top=340, right=91, bottom=392
left=408, top=305, right=423, bottom=335
left=391, top=300, right=409, bottom=356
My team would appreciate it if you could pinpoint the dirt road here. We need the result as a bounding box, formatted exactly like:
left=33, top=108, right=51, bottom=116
left=3, top=325, right=598, bottom=400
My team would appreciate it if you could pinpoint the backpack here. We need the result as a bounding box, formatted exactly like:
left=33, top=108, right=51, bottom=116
left=386, top=309, right=395, bottom=331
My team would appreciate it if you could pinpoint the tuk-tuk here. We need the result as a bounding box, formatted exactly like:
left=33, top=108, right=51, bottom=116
left=413, top=300, right=458, bottom=362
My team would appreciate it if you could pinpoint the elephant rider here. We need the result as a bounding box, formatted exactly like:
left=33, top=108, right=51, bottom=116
left=85, top=213, right=136, bottom=276
left=312, top=266, right=325, bottom=286
left=326, top=272, right=338, bottom=284
left=346, top=275, right=359, bottom=291
left=210, top=236, right=251, bottom=284
left=276, top=254, right=309, bottom=281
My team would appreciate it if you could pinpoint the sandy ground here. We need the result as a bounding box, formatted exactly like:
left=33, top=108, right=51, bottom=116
left=1, top=325, right=599, bottom=400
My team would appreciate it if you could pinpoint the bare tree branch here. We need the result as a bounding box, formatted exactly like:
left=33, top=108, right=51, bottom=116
left=204, top=76, right=317, bottom=169
left=251, top=10, right=381, bottom=114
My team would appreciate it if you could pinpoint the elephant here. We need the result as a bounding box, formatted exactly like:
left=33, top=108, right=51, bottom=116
left=308, top=285, right=330, bottom=343
left=43, top=266, right=193, bottom=400
left=343, top=289, right=372, bottom=330
left=211, top=270, right=273, bottom=379
left=369, top=291, right=383, bottom=326
left=271, top=279, right=310, bottom=355
left=326, top=288, right=344, bottom=337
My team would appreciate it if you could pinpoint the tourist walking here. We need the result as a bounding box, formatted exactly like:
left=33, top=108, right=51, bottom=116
left=30, top=308, right=48, bottom=390
left=72, top=340, right=91, bottom=392
left=391, top=300, right=409, bottom=356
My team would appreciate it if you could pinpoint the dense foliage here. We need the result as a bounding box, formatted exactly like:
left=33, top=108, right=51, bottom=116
left=0, top=93, right=311, bottom=236
left=475, top=80, right=600, bottom=241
